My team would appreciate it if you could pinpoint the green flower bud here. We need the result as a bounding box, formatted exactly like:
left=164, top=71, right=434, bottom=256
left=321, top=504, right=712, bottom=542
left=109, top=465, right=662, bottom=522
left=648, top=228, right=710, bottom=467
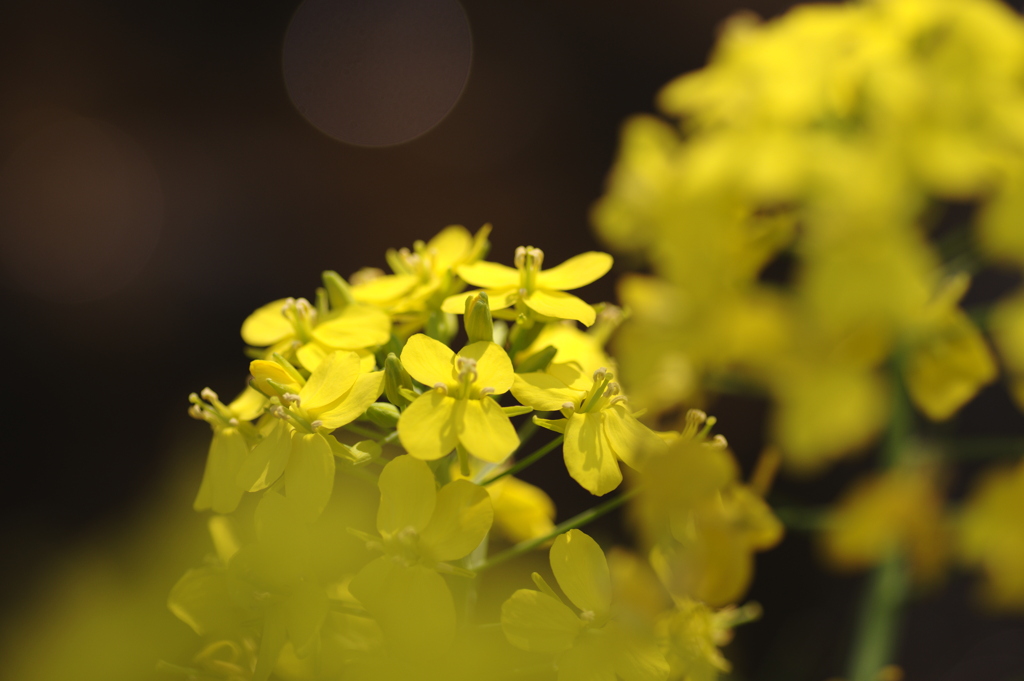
left=464, top=290, right=494, bottom=344
left=322, top=270, right=355, bottom=310
left=365, top=402, right=400, bottom=430
left=384, top=353, right=414, bottom=408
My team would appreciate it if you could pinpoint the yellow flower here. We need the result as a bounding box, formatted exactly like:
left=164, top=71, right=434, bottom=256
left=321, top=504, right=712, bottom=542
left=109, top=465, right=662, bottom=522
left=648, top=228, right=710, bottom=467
left=349, top=456, right=492, bottom=660
left=821, top=464, right=947, bottom=583
left=450, top=460, right=557, bottom=544
left=190, top=386, right=267, bottom=515
left=241, top=291, right=390, bottom=372
left=239, top=351, right=385, bottom=521
left=501, top=529, right=670, bottom=681
left=442, top=246, right=613, bottom=326
left=397, top=334, right=519, bottom=463
left=512, top=364, right=664, bottom=495
left=351, top=224, right=491, bottom=316
left=632, top=433, right=783, bottom=606
left=957, top=458, right=1024, bottom=609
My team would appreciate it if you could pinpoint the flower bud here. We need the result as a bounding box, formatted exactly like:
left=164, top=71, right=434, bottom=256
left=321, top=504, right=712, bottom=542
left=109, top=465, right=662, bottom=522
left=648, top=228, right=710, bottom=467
left=322, top=270, right=355, bottom=309
left=365, top=401, right=401, bottom=429
left=385, top=353, right=414, bottom=408
left=464, top=290, right=494, bottom=344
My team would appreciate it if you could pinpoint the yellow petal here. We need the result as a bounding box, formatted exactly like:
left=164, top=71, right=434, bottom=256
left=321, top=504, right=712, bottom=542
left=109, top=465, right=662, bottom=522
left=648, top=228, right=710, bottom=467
left=441, top=287, right=519, bottom=315
left=564, top=412, right=622, bottom=496
left=194, top=428, right=248, bottom=514
left=398, top=391, right=459, bottom=460
left=550, top=529, right=612, bottom=617
left=253, top=604, right=289, bottom=681
left=536, top=252, right=613, bottom=291
left=227, top=385, right=267, bottom=421
left=236, top=419, right=290, bottom=492
left=525, top=290, right=597, bottom=326
left=556, top=629, right=616, bottom=681
left=352, top=273, right=419, bottom=304
left=490, top=476, right=557, bottom=543
left=457, top=398, right=519, bottom=463
left=602, top=404, right=665, bottom=470
left=427, top=224, right=473, bottom=271
left=512, top=372, right=584, bottom=411
left=241, top=299, right=293, bottom=347
left=283, top=581, right=329, bottom=657
left=610, top=623, right=670, bottom=681
left=299, top=351, right=360, bottom=411
left=315, top=371, right=386, bottom=428
left=459, top=341, right=515, bottom=394
left=250, top=359, right=302, bottom=395
left=312, top=304, right=392, bottom=349
left=285, top=431, right=335, bottom=522
left=167, top=566, right=238, bottom=636
left=296, top=342, right=327, bottom=372
left=904, top=312, right=997, bottom=421
left=349, top=556, right=457, bottom=660
left=457, top=261, right=520, bottom=288
left=420, top=479, right=493, bottom=562
left=377, top=455, right=437, bottom=536
left=401, top=333, right=457, bottom=387
left=500, top=588, right=582, bottom=653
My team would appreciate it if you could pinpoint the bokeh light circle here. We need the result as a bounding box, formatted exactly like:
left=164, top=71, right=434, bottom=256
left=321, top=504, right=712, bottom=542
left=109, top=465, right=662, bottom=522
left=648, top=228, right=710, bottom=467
left=282, top=0, right=473, bottom=147
left=0, top=117, right=163, bottom=304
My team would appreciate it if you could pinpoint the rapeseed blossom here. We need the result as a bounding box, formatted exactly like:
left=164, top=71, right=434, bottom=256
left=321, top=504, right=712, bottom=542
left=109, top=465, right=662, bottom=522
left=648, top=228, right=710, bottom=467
left=397, top=334, right=519, bottom=464
left=443, top=246, right=612, bottom=326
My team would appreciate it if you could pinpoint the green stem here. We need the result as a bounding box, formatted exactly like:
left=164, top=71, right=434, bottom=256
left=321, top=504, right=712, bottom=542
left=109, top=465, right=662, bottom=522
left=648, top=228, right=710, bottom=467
left=475, top=487, right=639, bottom=572
left=845, top=551, right=908, bottom=681
left=480, top=435, right=563, bottom=486
left=845, top=359, right=912, bottom=681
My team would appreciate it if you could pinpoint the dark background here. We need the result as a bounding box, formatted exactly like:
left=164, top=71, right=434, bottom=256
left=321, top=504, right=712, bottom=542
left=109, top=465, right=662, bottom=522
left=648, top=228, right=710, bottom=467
left=1, top=1, right=1023, bottom=679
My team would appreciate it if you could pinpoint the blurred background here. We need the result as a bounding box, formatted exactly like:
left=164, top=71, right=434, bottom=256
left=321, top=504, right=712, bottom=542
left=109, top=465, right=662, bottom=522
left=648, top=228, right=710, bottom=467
left=2, top=0, right=1023, bottom=680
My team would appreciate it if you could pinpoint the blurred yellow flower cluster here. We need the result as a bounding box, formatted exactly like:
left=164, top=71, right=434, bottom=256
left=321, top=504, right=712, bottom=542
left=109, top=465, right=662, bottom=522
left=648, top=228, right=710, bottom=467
left=593, top=0, right=1024, bottom=471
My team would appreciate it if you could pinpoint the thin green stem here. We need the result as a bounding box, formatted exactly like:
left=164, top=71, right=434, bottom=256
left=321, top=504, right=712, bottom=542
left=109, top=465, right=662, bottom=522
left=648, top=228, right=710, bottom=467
left=480, top=435, right=563, bottom=486
left=475, top=487, right=639, bottom=572
left=845, top=356, right=912, bottom=681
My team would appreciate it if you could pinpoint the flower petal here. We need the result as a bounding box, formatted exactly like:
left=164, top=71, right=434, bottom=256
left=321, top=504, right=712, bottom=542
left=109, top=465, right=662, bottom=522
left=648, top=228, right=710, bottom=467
left=500, top=588, right=582, bottom=653
left=441, top=288, right=519, bottom=315
left=285, top=431, right=335, bottom=522
left=557, top=631, right=617, bottom=681
left=194, top=428, right=248, bottom=514
left=490, top=475, right=557, bottom=543
left=459, top=341, right=515, bottom=394
left=398, top=391, right=459, bottom=460
left=241, top=299, right=294, bottom=347
left=512, top=372, right=584, bottom=411
left=352, top=273, right=419, bottom=304
left=564, top=412, right=623, bottom=496
left=236, top=420, right=290, bottom=492
left=316, top=371, right=386, bottom=428
left=550, top=529, right=612, bottom=618
left=299, top=351, right=360, bottom=411
left=401, top=333, right=457, bottom=387
left=457, top=398, right=519, bottom=463
left=457, top=261, right=520, bottom=288
left=525, top=290, right=597, bottom=326
left=611, top=623, right=670, bottom=681
left=602, top=404, right=665, bottom=470
left=350, top=556, right=457, bottom=660
left=537, top=252, right=613, bottom=291
left=312, top=304, right=392, bottom=349
left=420, top=479, right=493, bottom=562
left=427, top=224, right=472, bottom=271
left=377, top=455, right=437, bottom=536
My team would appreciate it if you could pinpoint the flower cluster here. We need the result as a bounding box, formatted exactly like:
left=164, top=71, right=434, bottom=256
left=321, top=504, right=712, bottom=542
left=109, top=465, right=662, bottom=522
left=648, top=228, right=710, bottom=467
left=595, top=0, right=1024, bottom=613
left=172, top=227, right=773, bottom=681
